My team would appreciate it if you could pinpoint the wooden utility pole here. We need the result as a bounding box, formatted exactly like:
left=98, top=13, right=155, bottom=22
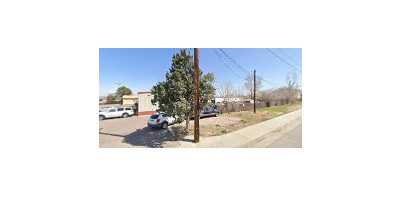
left=194, top=48, right=200, bottom=143
left=254, top=69, right=256, bottom=114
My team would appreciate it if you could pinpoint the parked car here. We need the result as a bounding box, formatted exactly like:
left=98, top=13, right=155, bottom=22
left=148, top=113, right=176, bottom=129
left=99, top=107, right=134, bottom=120
left=99, top=106, right=113, bottom=112
left=191, top=108, right=220, bottom=119
left=202, top=108, right=220, bottom=117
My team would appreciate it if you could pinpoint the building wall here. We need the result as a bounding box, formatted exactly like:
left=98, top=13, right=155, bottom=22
left=122, top=98, right=138, bottom=105
left=215, top=97, right=224, bottom=104
left=214, top=97, right=243, bottom=104
left=138, top=92, right=158, bottom=116
left=226, top=97, right=242, bottom=102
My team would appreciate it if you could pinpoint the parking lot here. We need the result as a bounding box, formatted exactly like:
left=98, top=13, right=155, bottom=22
left=99, top=115, right=180, bottom=148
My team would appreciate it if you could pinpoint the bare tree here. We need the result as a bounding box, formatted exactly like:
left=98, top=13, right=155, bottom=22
left=218, top=82, right=235, bottom=113
left=259, top=89, right=275, bottom=102
left=218, top=82, right=235, bottom=98
left=286, top=71, right=298, bottom=102
left=244, top=74, right=262, bottom=100
left=234, top=85, right=246, bottom=98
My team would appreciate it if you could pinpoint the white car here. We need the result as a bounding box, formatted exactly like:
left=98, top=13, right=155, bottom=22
left=99, top=107, right=134, bottom=120
left=148, top=113, right=176, bottom=129
left=99, top=106, right=114, bottom=112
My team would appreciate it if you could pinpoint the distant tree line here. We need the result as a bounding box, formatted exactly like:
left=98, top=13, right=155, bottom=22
left=217, top=71, right=301, bottom=103
left=106, top=86, right=133, bottom=104
left=258, top=71, right=301, bottom=103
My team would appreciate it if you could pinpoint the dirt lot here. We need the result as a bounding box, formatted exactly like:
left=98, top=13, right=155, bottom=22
left=173, top=102, right=302, bottom=137
left=99, top=116, right=179, bottom=148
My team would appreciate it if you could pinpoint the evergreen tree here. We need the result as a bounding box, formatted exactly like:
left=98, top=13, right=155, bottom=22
left=151, top=49, right=215, bottom=131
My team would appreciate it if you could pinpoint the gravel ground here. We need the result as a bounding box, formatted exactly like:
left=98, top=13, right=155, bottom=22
left=173, top=102, right=302, bottom=137
left=172, top=116, right=242, bottom=136
left=176, top=116, right=241, bottom=127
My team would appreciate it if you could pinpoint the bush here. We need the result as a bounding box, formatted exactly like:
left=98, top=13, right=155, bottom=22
left=106, top=94, right=119, bottom=104
left=106, top=100, right=120, bottom=104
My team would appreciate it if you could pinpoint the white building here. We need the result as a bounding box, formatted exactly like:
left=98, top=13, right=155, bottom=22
left=137, top=92, right=158, bottom=116
left=212, top=97, right=244, bottom=105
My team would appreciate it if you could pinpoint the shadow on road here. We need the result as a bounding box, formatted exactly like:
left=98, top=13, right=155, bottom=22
left=99, top=127, right=176, bottom=148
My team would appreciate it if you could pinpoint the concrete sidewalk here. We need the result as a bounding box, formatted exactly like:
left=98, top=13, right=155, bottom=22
left=177, top=109, right=302, bottom=148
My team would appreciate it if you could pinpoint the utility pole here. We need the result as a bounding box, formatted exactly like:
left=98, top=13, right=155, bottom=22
left=194, top=48, right=200, bottom=143
left=254, top=70, right=256, bottom=114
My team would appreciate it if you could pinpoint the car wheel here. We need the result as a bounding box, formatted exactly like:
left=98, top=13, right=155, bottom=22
left=99, top=115, right=105, bottom=121
left=122, top=113, right=128, bottom=118
left=215, top=113, right=219, bottom=117
left=162, top=122, right=168, bottom=129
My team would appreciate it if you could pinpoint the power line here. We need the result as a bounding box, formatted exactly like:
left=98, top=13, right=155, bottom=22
left=212, top=49, right=246, bottom=80
left=218, top=48, right=251, bottom=74
left=257, top=76, right=282, bottom=86
left=217, top=48, right=283, bottom=86
left=265, top=48, right=302, bottom=73
left=276, top=48, right=302, bottom=68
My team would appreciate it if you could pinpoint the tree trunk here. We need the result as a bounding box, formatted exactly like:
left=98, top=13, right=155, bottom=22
left=185, top=113, right=190, bottom=132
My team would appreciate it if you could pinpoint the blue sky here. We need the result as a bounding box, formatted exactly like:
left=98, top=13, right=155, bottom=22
left=99, top=48, right=302, bottom=96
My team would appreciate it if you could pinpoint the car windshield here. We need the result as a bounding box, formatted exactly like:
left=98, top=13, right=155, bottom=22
left=150, top=114, right=159, bottom=119
left=99, top=108, right=112, bottom=112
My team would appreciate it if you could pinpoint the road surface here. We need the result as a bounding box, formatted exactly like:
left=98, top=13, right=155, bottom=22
left=99, top=115, right=179, bottom=148
left=243, top=118, right=302, bottom=148
left=267, top=123, right=302, bottom=148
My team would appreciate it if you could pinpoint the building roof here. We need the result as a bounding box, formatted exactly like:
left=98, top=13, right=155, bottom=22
left=122, top=95, right=138, bottom=99
left=138, top=91, right=152, bottom=94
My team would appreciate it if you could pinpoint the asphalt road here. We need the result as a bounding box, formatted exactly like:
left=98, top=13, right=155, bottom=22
left=99, top=116, right=179, bottom=148
left=242, top=119, right=302, bottom=148
left=267, top=124, right=302, bottom=148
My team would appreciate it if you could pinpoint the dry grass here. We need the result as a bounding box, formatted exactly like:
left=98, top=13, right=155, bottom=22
left=172, top=101, right=302, bottom=137
left=172, top=116, right=242, bottom=136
